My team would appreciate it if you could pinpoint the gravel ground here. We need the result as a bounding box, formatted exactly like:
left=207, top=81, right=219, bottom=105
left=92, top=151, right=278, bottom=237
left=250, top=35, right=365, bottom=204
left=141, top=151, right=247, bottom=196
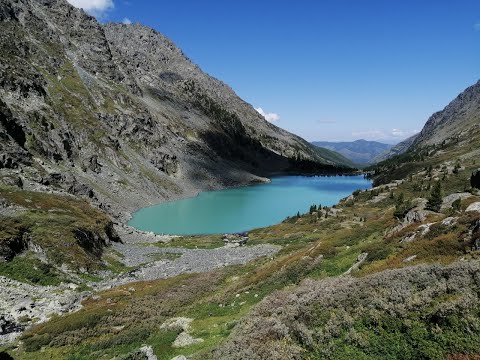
left=114, top=224, right=177, bottom=245
left=106, top=224, right=281, bottom=286
left=103, top=242, right=280, bottom=286
left=0, top=225, right=281, bottom=343
left=0, top=277, right=86, bottom=344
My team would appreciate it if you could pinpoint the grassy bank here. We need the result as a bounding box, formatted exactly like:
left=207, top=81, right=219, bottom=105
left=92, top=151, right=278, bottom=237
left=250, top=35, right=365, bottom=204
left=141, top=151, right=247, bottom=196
left=2, top=136, right=480, bottom=359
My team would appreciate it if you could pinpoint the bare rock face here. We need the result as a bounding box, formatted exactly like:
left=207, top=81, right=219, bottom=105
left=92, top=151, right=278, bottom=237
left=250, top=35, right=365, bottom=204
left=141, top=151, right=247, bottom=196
left=0, top=174, right=23, bottom=188
left=404, top=209, right=427, bottom=224
left=0, top=0, right=351, bottom=219
left=160, top=317, right=193, bottom=333
left=373, top=80, right=480, bottom=163
left=0, top=228, right=28, bottom=262
left=466, top=202, right=480, bottom=213
left=85, top=155, right=102, bottom=174
left=172, top=332, right=203, bottom=348
left=412, top=81, right=480, bottom=148
left=373, top=134, right=418, bottom=163
left=441, top=192, right=472, bottom=209
left=126, top=345, right=158, bottom=360
left=468, top=219, right=480, bottom=251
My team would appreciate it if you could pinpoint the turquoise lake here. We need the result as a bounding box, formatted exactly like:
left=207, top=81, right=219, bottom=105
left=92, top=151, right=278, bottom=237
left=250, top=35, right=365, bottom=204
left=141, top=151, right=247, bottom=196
left=128, top=175, right=371, bottom=235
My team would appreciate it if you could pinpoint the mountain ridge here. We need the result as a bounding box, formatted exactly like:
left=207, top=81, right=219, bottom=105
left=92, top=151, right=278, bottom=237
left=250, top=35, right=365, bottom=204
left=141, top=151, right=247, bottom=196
left=312, top=139, right=392, bottom=165
left=0, top=0, right=352, bottom=220
left=3, top=2, right=480, bottom=359
left=373, top=80, right=480, bottom=163
left=372, top=134, right=418, bottom=163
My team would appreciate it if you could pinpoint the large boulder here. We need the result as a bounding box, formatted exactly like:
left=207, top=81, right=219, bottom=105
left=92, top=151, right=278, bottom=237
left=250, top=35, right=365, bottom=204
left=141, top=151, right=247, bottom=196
left=466, top=202, right=480, bottom=213
left=471, top=169, right=480, bottom=189
left=441, top=192, right=472, bottom=209
left=404, top=209, right=430, bottom=224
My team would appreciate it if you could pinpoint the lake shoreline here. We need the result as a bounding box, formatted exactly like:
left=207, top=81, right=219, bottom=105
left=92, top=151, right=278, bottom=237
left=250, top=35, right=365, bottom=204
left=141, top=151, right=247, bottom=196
left=128, top=174, right=372, bottom=236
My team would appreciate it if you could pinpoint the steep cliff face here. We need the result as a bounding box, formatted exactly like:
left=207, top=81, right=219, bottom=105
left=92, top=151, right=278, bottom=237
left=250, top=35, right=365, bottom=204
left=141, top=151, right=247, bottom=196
left=103, top=23, right=326, bottom=162
left=0, top=0, right=352, bottom=218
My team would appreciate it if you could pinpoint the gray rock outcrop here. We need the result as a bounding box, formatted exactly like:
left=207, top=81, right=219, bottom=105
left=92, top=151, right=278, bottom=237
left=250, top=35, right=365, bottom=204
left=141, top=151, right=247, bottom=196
left=0, top=0, right=351, bottom=220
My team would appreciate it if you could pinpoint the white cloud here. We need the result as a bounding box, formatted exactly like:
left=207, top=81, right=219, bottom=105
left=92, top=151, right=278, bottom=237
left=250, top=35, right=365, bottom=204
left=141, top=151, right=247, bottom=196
left=122, top=17, right=132, bottom=24
left=66, top=0, right=114, bottom=16
left=351, top=128, right=419, bottom=141
left=255, top=107, right=280, bottom=123
left=474, top=23, right=480, bottom=31
left=390, top=128, right=419, bottom=138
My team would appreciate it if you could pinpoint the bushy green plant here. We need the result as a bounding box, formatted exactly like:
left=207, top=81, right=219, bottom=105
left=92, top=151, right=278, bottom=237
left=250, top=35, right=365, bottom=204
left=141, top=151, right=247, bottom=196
left=451, top=198, right=461, bottom=212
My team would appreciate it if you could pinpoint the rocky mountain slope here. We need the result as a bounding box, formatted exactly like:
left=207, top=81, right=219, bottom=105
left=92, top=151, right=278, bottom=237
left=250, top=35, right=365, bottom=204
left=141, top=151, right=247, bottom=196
left=1, top=80, right=479, bottom=360
left=0, top=0, right=351, bottom=221
left=372, top=80, right=480, bottom=186
left=411, top=81, right=480, bottom=147
left=0, top=0, right=356, bottom=349
left=313, top=139, right=392, bottom=165
left=372, top=134, right=418, bottom=163
left=374, top=80, right=480, bottom=163
left=7, top=126, right=480, bottom=359
left=2, top=1, right=480, bottom=359
left=213, top=80, right=480, bottom=360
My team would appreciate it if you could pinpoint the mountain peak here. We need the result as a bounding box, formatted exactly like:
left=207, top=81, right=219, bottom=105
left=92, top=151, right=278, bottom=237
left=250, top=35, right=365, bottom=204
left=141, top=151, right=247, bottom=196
left=0, top=0, right=353, bottom=218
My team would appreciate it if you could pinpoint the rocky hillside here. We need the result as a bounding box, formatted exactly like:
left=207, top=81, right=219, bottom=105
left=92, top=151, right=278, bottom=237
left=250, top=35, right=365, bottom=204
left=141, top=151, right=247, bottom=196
left=8, top=134, right=480, bottom=358
left=374, top=80, right=480, bottom=164
left=213, top=81, right=480, bottom=359
left=3, top=1, right=480, bottom=359
left=1, top=73, right=480, bottom=359
left=218, top=262, right=480, bottom=359
left=313, top=139, right=392, bottom=165
left=0, top=0, right=351, bottom=220
left=412, top=81, right=480, bottom=148
left=371, top=80, right=480, bottom=186
left=372, top=134, right=418, bottom=163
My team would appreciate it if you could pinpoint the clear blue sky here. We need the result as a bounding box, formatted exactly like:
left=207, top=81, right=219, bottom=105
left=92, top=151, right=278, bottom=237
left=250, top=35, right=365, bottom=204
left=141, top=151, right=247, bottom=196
left=74, top=0, right=480, bottom=143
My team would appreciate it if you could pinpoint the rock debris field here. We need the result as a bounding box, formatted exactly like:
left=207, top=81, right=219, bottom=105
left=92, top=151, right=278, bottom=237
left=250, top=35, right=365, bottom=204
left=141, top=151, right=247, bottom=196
left=0, top=225, right=280, bottom=344
left=108, top=240, right=280, bottom=286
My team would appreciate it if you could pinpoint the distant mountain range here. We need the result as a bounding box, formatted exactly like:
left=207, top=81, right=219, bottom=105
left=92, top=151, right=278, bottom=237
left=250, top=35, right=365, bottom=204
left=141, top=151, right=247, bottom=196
left=372, top=134, right=418, bottom=163
left=312, top=139, right=392, bottom=165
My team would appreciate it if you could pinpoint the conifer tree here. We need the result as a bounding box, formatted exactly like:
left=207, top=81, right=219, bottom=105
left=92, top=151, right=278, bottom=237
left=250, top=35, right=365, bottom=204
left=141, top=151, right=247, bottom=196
left=426, top=182, right=443, bottom=212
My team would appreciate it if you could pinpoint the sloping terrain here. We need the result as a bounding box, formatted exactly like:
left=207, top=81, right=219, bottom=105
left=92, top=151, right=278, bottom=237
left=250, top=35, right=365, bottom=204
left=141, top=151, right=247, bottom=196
left=371, top=82, right=480, bottom=187
left=218, top=262, right=480, bottom=359
left=313, top=139, right=392, bottom=165
left=215, top=80, right=480, bottom=359
left=0, top=0, right=351, bottom=220
left=372, top=134, right=417, bottom=163
left=0, top=0, right=355, bottom=353
left=1, top=1, right=480, bottom=359
left=374, top=80, right=480, bottom=163
left=6, top=138, right=480, bottom=359
left=412, top=81, right=480, bottom=148
left=4, top=85, right=480, bottom=357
